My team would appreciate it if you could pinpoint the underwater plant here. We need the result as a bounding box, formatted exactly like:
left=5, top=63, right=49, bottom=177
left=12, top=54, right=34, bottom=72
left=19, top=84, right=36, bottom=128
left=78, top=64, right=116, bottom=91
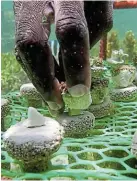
left=107, top=31, right=119, bottom=58
left=1, top=53, right=29, bottom=94
left=132, top=51, right=137, bottom=67
left=123, top=30, right=137, bottom=61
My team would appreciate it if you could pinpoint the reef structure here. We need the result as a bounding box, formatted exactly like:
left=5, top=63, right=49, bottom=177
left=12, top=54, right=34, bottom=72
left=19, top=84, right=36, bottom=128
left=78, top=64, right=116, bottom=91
left=107, top=50, right=137, bottom=102
left=1, top=99, right=10, bottom=131
left=3, top=107, right=64, bottom=172
left=88, top=57, right=114, bottom=118
left=20, top=83, right=43, bottom=108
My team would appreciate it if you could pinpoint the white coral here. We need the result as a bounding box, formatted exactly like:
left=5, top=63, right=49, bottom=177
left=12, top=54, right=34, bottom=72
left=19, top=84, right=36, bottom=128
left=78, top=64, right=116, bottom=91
left=22, top=107, right=45, bottom=128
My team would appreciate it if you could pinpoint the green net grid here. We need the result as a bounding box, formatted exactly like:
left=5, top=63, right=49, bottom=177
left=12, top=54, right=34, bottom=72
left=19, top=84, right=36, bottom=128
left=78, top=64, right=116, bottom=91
left=1, top=92, right=137, bottom=180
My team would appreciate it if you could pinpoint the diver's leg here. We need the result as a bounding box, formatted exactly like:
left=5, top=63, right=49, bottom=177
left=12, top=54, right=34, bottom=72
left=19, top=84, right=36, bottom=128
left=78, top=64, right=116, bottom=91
left=84, top=1, right=113, bottom=49
left=55, top=1, right=91, bottom=98
left=14, top=1, right=64, bottom=115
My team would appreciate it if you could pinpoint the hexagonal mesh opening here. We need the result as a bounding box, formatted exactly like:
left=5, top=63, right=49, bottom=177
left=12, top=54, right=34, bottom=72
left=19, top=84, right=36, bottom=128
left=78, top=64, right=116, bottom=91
left=97, top=161, right=126, bottom=170
left=78, top=152, right=103, bottom=161
left=103, top=149, right=128, bottom=158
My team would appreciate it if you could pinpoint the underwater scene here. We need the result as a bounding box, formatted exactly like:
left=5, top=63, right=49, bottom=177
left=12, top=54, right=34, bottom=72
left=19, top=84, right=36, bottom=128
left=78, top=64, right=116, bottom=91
left=1, top=1, right=137, bottom=180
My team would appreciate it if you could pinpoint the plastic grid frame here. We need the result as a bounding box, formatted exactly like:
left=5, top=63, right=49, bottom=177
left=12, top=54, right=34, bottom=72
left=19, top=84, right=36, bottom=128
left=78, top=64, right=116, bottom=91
left=1, top=92, right=137, bottom=180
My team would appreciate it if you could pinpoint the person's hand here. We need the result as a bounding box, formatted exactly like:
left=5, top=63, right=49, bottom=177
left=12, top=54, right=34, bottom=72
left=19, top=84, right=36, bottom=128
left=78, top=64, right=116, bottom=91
left=14, top=1, right=113, bottom=116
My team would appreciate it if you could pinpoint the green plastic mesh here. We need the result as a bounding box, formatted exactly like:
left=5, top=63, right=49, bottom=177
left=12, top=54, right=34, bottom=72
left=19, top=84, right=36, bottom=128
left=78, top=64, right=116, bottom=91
left=1, top=92, right=137, bottom=180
